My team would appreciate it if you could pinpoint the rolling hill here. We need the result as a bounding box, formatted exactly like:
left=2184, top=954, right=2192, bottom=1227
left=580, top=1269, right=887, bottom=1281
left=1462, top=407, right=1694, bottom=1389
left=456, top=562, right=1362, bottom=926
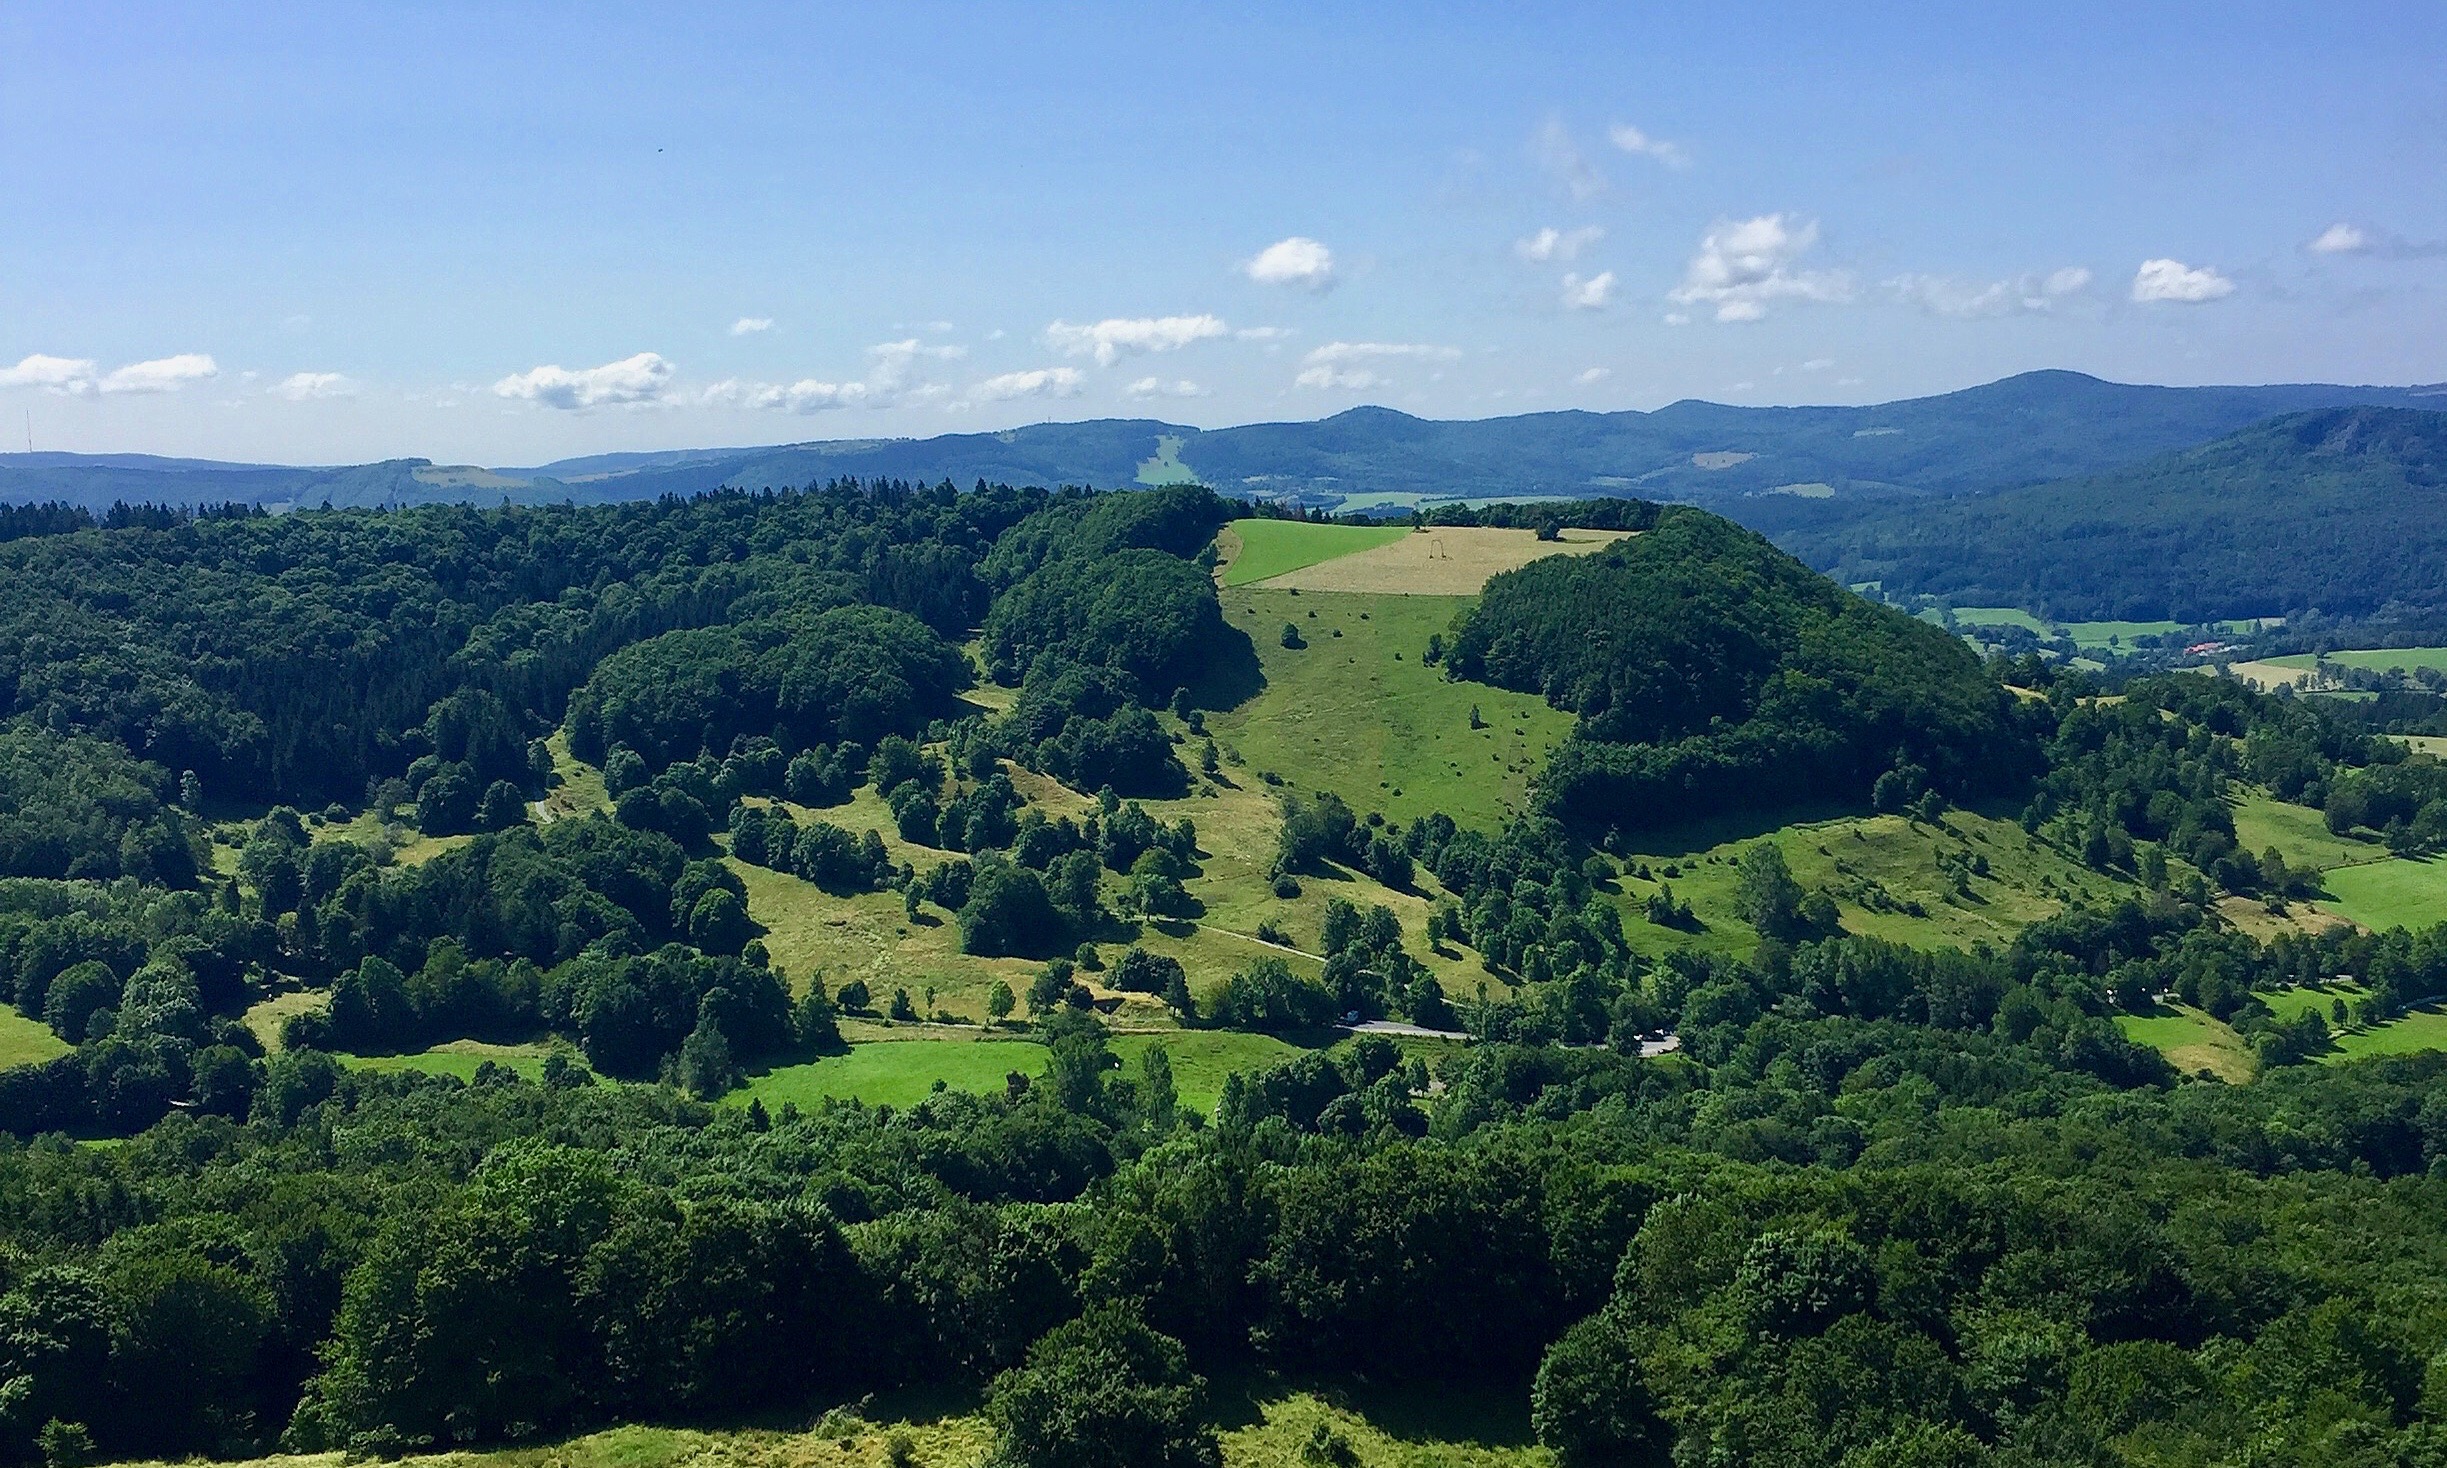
left=1777, top=405, right=2447, bottom=621
left=6, top=370, right=2440, bottom=516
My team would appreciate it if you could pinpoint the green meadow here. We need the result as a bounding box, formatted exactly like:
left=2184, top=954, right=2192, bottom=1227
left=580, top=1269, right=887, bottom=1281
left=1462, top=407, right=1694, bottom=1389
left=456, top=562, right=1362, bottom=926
left=1206, top=587, right=1574, bottom=830
left=1218, top=520, right=1411, bottom=586
left=2260, top=647, right=2447, bottom=676
left=342, top=1039, right=561, bottom=1082
left=726, top=1029, right=1315, bottom=1117
left=2116, top=1006, right=2255, bottom=1083
left=2320, top=856, right=2447, bottom=932
left=0, top=1009, right=70, bottom=1070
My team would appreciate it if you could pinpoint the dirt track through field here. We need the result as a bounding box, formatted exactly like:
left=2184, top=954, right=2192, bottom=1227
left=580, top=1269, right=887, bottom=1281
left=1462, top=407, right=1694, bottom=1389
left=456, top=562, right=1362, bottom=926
left=1252, top=525, right=1632, bottom=595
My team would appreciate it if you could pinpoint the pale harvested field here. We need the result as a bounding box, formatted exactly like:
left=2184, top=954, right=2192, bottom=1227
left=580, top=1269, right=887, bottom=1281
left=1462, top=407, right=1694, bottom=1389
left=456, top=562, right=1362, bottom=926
left=1253, top=526, right=1632, bottom=595
left=2226, top=659, right=2321, bottom=693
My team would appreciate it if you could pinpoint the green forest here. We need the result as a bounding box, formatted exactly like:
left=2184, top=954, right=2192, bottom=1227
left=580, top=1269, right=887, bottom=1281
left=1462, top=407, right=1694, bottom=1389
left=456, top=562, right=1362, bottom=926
left=1774, top=406, right=2447, bottom=622
left=12, top=479, right=2447, bottom=1467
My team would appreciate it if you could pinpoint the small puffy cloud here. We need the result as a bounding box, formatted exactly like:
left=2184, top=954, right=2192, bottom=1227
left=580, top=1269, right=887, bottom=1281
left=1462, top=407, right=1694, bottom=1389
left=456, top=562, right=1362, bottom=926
left=1607, top=123, right=1691, bottom=169
left=1295, top=340, right=1458, bottom=391
left=494, top=352, right=675, bottom=408
left=1126, top=376, right=1204, bottom=398
left=1044, top=314, right=1227, bottom=367
left=1886, top=266, right=2090, bottom=318
left=1671, top=215, right=1852, bottom=322
left=1561, top=271, right=1616, bottom=310
left=970, top=367, right=1085, bottom=402
left=99, top=354, right=219, bottom=394
left=1575, top=366, right=1611, bottom=385
left=2131, top=258, right=2235, bottom=304
left=702, top=338, right=964, bottom=413
left=729, top=316, right=775, bottom=335
left=1235, top=326, right=1293, bottom=342
left=1516, top=225, right=1604, bottom=263
left=0, top=354, right=99, bottom=392
left=1662, top=312, right=1691, bottom=327
left=275, top=371, right=357, bottom=401
left=1801, top=358, right=1835, bottom=372
left=2309, top=222, right=2367, bottom=255
left=1243, top=237, right=1336, bottom=291
left=1533, top=116, right=1606, bottom=201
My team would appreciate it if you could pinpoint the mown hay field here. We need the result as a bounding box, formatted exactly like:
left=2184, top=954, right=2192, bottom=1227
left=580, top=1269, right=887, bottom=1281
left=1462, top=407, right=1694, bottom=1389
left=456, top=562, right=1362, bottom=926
left=1248, top=525, right=1630, bottom=596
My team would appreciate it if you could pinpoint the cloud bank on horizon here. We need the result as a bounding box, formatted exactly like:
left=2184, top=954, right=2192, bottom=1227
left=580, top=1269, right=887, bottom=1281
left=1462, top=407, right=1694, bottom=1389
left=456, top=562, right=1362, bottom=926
left=1, top=2, right=2441, bottom=464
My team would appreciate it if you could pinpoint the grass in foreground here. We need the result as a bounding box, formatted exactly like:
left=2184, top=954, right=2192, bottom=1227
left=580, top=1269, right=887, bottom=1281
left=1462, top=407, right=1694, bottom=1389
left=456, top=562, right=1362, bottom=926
left=100, top=1392, right=1552, bottom=1468
left=1219, top=520, right=1411, bottom=586
left=0, top=1008, right=70, bottom=1070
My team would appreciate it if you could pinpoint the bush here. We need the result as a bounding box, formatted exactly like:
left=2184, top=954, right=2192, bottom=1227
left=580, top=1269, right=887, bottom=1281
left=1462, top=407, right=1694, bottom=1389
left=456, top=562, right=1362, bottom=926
left=985, top=1303, right=1220, bottom=1468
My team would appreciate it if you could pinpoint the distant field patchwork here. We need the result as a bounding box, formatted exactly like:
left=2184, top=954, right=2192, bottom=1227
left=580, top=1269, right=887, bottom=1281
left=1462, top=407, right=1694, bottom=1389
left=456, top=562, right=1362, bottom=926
left=2320, top=857, right=2447, bottom=932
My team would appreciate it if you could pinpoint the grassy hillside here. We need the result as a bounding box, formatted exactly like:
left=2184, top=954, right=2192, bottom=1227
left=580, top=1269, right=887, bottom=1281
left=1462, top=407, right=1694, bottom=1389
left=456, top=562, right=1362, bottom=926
left=1204, top=588, right=1574, bottom=830
left=1785, top=406, right=2447, bottom=620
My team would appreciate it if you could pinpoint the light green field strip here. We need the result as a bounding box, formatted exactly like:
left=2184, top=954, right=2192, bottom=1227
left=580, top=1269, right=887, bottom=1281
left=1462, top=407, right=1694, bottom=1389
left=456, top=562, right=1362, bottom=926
left=0, top=1009, right=70, bottom=1070
left=2260, top=647, right=2447, bottom=675
left=725, top=1029, right=1310, bottom=1117
left=2320, top=857, right=2447, bottom=932
left=343, top=1039, right=558, bottom=1082
left=1219, top=520, right=1412, bottom=586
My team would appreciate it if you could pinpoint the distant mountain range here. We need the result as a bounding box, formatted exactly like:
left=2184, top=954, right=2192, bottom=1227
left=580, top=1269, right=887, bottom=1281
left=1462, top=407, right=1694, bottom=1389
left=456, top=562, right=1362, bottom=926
left=1774, top=405, right=2447, bottom=622
left=5, top=370, right=2442, bottom=517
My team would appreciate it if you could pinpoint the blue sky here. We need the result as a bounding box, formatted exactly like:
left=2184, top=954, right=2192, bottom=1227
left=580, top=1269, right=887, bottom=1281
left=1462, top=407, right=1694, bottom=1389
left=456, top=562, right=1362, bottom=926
left=2, top=1, right=2443, bottom=465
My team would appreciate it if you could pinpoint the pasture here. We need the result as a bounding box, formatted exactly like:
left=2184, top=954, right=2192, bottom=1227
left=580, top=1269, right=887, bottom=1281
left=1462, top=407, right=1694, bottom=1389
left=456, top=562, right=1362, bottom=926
left=2332, top=1007, right=2447, bottom=1061
left=2116, top=1006, right=2254, bottom=1083
left=2232, top=791, right=2380, bottom=873
left=1206, top=587, right=1574, bottom=830
left=1217, top=519, right=1410, bottom=586
left=1250, top=525, right=1630, bottom=596
left=1610, top=807, right=2148, bottom=962
left=728, top=1029, right=1315, bottom=1117
left=0, top=1008, right=69, bottom=1070
left=2320, top=857, right=2447, bottom=932
left=343, top=1039, right=560, bottom=1082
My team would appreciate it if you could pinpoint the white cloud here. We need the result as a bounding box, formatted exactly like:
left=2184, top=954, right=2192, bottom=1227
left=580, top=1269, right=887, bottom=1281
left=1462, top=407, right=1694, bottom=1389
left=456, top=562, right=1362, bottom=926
left=1575, top=367, right=1611, bottom=385
left=1235, top=326, right=1293, bottom=343
left=494, top=352, right=675, bottom=409
left=1126, top=376, right=1204, bottom=398
left=1886, top=266, right=2091, bottom=318
left=99, top=354, right=220, bottom=394
left=701, top=338, right=964, bottom=413
left=970, top=367, right=1085, bottom=403
left=1662, top=312, right=1691, bottom=327
left=275, top=371, right=357, bottom=401
left=729, top=317, right=774, bottom=336
left=1044, top=314, right=1228, bottom=367
left=1607, top=123, right=1691, bottom=169
left=1670, top=215, right=1852, bottom=322
left=1295, top=341, right=1458, bottom=392
left=1533, top=116, right=1606, bottom=201
left=2131, top=258, right=2235, bottom=304
left=2309, top=222, right=2368, bottom=255
left=1561, top=271, right=1616, bottom=310
left=0, top=354, right=99, bottom=392
left=1243, top=237, right=1336, bottom=291
left=1515, top=225, right=1604, bottom=263
left=1295, top=365, right=1384, bottom=391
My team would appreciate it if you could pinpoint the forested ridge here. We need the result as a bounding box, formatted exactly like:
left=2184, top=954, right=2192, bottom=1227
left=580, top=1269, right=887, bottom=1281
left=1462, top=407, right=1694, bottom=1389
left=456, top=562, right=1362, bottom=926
left=11, top=478, right=2447, bottom=1465
left=1777, top=406, right=2447, bottom=621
